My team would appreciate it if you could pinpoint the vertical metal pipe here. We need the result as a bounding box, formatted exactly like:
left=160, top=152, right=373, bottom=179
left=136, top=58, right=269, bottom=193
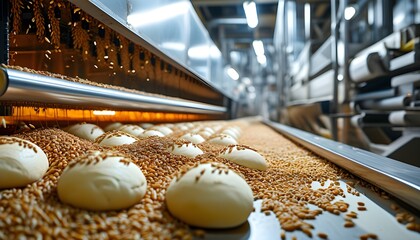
left=330, top=0, right=339, bottom=141
left=283, top=0, right=289, bottom=108
left=274, top=0, right=286, bottom=120
left=304, top=3, right=311, bottom=99
left=0, top=0, right=9, bottom=64
left=342, top=0, right=351, bottom=144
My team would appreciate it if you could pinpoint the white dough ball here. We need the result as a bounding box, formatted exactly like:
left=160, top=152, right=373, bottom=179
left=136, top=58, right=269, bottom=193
left=229, top=126, right=242, bottom=135
left=95, top=131, right=138, bottom=147
left=138, top=130, right=165, bottom=138
left=168, top=143, right=204, bottom=158
left=213, top=125, right=223, bottom=131
left=57, top=151, right=147, bottom=211
left=0, top=137, right=49, bottom=189
left=139, top=123, right=153, bottom=129
left=166, top=163, right=253, bottom=228
left=180, top=133, right=205, bottom=144
left=221, top=129, right=239, bottom=139
left=208, top=134, right=238, bottom=146
left=220, top=145, right=268, bottom=170
left=198, top=130, right=212, bottom=138
left=118, top=124, right=144, bottom=137
left=152, top=126, right=173, bottom=136
left=177, top=125, right=189, bottom=131
left=66, top=123, right=104, bottom=141
left=190, top=127, right=201, bottom=134
left=202, top=127, right=215, bottom=134
left=104, top=122, right=123, bottom=132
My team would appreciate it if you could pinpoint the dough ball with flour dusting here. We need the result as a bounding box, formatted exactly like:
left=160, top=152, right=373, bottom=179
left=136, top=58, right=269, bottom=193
left=57, top=151, right=147, bottom=211
left=166, top=163, right=253, bottom=228
left=0, top=137, right=49, bottom=189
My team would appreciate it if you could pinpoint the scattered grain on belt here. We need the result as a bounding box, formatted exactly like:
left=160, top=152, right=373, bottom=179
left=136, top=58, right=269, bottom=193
left=0, top=122, right=417, bottom=238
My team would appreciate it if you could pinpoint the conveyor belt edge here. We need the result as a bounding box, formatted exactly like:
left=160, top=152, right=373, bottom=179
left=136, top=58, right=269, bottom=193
left=264, top=120, right=420, bottom=210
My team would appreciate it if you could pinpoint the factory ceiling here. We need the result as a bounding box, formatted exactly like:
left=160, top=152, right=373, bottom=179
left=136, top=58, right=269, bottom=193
left=192, top=0, right=278, bottom=50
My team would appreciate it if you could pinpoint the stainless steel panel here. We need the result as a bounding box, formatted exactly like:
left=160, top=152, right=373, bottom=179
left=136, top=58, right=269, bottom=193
left=128, top=0, right=189, bottom=68
left=68, top=0, right=233, bottom=98
left=0, top=68, right=226, bottom=114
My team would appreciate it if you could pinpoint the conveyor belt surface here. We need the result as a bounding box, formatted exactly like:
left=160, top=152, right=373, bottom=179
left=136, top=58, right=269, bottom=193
left=0, top=120, right=418, bottom=239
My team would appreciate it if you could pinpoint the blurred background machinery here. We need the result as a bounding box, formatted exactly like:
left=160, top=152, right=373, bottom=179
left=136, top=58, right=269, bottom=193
left=271, top=0, right=420, bottom=166
left=192, top=0, right=420, bottom=166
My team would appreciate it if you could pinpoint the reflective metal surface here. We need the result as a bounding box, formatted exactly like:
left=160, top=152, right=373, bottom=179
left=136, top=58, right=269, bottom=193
left=264, top=120, right=420, bottom=210
left=68, top=0, right=233, bottom=99
left=0, top=68, right=226, bottom=114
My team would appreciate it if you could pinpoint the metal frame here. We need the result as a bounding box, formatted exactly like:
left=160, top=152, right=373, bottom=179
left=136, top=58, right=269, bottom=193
left=0, top=68, right=226, bottom=114
left=0, top=0, right=8, bottom=65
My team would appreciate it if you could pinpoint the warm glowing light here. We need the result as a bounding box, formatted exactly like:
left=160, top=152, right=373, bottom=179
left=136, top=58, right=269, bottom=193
left=3, top=107, right=211, bottom=124
left=93, top=110, right=116, bottom=116
left=243, top=1, right=258, bottom=28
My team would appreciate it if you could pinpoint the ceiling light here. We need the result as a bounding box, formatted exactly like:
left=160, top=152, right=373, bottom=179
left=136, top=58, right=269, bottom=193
left=257, top=55, right=267, bottom=66
left=243, top=1, right=258, bottom=28
left=344, top=6, right=356, bottom=20
left=227, top=67, right=240, bottom=80
left=252, top=40, right=265, bottom=56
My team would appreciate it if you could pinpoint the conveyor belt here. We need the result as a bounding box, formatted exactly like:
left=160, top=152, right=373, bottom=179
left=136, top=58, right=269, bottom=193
left=0, top=120, right=419, bottom=239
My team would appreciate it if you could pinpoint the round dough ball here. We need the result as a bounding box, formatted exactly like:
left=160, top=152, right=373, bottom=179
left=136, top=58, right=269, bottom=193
left=221, top=129, right=239, bottom=139
left=176, top=125, right=189, bottom=131
left=212, top=125, right=223, bottom=132
left=166, top=163, right=253, bottom=228
left=57, top=151, right=147, bottom=211
left=220, top=145, right=268, bottom=170
left=138, top=130, right=165, bottom=138
left=95, top=131, right=138, bottom=147
left=229, top=126, right=242, bottom=135
left=0, top=137, right=49, bottom=189
left=104, top=122, right=123, bottom=132
left=180, top=133, right=205, bottom=144
left=202, top=127, right=215, bottom=134
left=198, top=130, right=212, bottom=138
left=139, top=123, right=153, bottom=129
left=190, top=127, right=201, bottom=134
left=66, top=123, right=104, bottom=141
left=208, top=134, right=238, bottom=146
left=168, top=143, right=204, bottom=158
left=118, top=124, right=144, bottom=136
left=152, top=126, right=173, bottom=136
